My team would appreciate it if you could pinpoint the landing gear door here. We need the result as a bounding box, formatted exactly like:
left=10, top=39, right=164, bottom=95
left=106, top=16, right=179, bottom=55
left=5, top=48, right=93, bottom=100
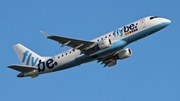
left=140, top=19, right=146, bottom=28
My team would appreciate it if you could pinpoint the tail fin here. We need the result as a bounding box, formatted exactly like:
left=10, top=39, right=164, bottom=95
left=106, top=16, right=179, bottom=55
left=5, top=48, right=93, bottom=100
left=13, top=44, right=45, bottom=66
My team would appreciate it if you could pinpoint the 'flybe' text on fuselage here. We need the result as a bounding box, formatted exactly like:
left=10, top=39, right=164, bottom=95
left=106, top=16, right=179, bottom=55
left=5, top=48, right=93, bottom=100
left=37, top=59, right=58, bottom=72
left=22, top=50, right=58, bottom=72
left=122, top=23, right=138, bottom=36
left=113, top=23, right=138, bottom=37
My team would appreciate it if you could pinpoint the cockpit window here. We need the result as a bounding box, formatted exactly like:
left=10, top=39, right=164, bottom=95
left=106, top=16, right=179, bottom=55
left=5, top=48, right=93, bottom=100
left=150, top=16, right=159, bottom=20
left=150, top=16, right=155, bottom=20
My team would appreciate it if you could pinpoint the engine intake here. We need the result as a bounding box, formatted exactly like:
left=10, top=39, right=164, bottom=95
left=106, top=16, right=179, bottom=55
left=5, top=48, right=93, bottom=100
left=97, top=39, right=112, bottom=50
left=117, top=48, right=132, bottom=60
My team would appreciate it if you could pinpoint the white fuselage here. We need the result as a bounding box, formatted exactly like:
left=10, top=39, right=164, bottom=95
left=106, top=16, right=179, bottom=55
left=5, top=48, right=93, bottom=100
left=23, top=16, right=171, bottom=77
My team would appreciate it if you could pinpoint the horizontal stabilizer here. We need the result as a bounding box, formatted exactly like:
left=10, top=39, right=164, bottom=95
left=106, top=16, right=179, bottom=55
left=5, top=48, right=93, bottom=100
left=8, top=65, right=36, bottom=73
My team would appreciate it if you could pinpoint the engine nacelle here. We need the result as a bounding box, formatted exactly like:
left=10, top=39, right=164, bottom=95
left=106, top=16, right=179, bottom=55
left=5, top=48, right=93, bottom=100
left=97, top=39, right=112, bottom=50
left=117, top=48, right=132, bottom=60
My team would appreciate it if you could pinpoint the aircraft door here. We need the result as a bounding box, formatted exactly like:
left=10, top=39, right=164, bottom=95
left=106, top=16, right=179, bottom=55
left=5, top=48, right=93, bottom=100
left=140, top=19, right=146, bottom=28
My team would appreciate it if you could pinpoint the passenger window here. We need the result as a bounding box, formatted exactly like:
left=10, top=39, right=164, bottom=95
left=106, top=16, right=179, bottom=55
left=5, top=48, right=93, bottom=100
left=117, top=31, right=119, bottom=36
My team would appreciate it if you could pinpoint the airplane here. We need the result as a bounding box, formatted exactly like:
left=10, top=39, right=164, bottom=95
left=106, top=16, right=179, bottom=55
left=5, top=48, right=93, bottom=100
left=8, top=16, right=171, bottom=78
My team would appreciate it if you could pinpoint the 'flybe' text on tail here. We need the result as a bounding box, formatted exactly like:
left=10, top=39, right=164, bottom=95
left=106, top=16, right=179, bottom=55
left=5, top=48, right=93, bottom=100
left=13, top=44, right=45, bottom=66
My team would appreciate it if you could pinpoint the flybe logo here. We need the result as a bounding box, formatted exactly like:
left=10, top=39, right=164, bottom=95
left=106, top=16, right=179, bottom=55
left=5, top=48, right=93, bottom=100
left=113, top=23, right=138, bottom=37
left=22, top=50, right=58, bottom=72
left=123, top=23, right=138, bottom=35
left=22, top=51, right=39, bottom=66
left=37, top=58, right=58, bottom=72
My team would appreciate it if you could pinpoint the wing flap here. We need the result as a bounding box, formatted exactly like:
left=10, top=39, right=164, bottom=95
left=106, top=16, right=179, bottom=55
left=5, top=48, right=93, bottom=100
left=8, top=65, right=36, bottom=73
left=97, top=52, right=119, bottom=67
left=104, top=60, right=117, bottom=67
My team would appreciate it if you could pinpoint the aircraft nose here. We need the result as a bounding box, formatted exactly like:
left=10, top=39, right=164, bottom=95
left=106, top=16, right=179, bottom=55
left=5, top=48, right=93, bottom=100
left=162, top=18, right=171, bottom=26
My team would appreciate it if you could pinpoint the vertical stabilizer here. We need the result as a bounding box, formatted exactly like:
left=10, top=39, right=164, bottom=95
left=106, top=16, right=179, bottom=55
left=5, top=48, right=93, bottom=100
left=13, top=44, right=45, bottom=66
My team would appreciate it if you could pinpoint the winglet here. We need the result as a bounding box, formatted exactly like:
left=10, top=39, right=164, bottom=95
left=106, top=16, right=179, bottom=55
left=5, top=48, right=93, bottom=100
left=40, top=31, right=49, bottom=37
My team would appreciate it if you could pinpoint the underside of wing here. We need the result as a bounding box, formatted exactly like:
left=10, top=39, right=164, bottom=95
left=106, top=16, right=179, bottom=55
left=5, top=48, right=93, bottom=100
left=8, top=65, right=36, bottom=73
left=102, top=59, right=117, bottom=67
left=97, top=52, right=119, bottom=67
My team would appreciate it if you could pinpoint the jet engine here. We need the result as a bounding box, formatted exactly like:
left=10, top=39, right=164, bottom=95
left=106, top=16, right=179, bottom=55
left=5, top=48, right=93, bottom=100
left=117, top=48, right=132, bottom=60
left=97, top=39, right=112, bottom=50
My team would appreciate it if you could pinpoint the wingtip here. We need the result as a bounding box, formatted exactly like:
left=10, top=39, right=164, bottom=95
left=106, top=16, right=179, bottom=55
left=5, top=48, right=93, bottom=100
left=40, top=31, right=49, bottom=37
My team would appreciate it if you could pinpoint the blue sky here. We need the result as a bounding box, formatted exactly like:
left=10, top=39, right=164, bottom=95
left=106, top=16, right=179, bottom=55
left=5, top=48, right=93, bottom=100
left=1, top=0, right=180, bottom=101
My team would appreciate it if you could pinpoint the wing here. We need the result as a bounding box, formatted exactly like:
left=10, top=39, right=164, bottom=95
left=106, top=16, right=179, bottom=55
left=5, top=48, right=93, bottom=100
left=97, top=51, right=119, bottom=67
left=41, top=31, right=97, bottom=55
left=100, top=59, right=117, bottom=67
left=8, top=65, right=36, bottom=73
